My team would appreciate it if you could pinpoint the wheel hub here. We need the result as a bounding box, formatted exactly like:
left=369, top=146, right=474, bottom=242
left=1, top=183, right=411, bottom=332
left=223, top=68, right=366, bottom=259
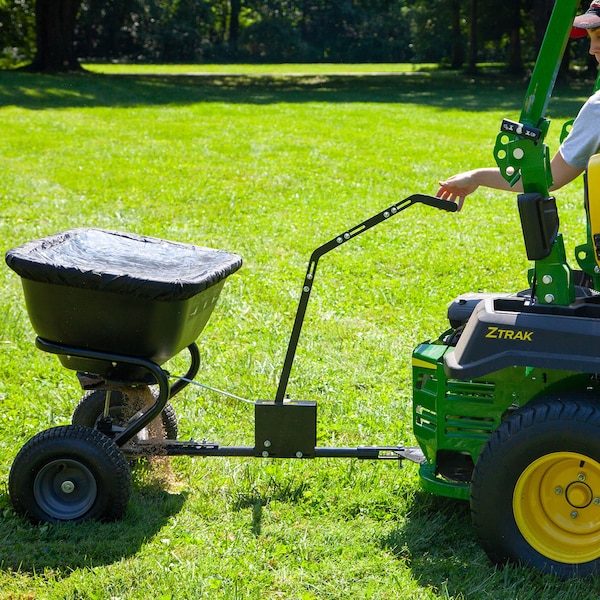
left=60, top=480, right=76, bottom=494
left=514, top=451, right=600, bottom=564
left=33, top=459, right=97, bottom=521
left=566, top=481, right=593, bottom=509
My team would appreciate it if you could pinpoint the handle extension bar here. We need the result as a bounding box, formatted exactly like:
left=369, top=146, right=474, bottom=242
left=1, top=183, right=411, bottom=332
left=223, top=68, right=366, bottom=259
left=274, top=194, right=457, bottom=402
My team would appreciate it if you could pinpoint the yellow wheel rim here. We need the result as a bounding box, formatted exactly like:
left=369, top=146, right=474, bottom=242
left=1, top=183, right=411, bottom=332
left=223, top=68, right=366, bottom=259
left=513, top=452, right=600, bottom=564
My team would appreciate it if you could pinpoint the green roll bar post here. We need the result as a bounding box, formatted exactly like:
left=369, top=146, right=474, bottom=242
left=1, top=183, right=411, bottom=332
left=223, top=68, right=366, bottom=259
left=494, top=0, right=579, bottom=306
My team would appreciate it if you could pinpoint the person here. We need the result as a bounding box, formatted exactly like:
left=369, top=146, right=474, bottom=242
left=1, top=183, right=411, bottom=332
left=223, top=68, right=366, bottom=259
left=436, top=0, right=600, bottom=211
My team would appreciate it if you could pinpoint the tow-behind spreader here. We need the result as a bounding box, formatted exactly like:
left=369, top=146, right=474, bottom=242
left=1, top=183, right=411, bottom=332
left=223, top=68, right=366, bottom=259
left=6, top=0, right=600, bottom=579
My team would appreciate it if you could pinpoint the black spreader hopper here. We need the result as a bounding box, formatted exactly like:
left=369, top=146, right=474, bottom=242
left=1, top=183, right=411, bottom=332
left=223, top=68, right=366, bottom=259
left=5, top=228, right=242, bottom=379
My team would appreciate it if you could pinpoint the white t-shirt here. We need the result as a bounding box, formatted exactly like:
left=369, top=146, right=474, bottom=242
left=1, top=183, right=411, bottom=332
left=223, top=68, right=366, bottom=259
left=559, top=89, right=600, bottom=168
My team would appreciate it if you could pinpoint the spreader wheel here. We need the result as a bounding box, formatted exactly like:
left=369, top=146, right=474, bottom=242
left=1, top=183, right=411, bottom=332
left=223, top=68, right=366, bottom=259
left=471, top=398, right=600, bottom=578
left=9, top=425, right=131, bottom=524
left=72, top=387, right=178, bottom=440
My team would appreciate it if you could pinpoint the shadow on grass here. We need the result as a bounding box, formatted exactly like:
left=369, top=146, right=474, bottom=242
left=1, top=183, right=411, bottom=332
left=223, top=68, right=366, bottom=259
left=0, top=472, right=186, bottom=574
left=381, top=491, right=600, bottom=597
left=232, top=478, right=309, bottom=537
left=380, top=491, right=489, bottom=595
left=0, top=68, right=594, bottom=117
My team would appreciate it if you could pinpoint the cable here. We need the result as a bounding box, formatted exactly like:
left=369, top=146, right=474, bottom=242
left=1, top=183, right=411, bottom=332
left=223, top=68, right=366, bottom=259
left=169, top=375, right=256, bottom=405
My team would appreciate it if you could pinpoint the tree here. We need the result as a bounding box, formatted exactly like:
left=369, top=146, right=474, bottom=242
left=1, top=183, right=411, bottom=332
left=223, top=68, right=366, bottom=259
left=0, top=0, right=36, bottom=65
left=450, top=0, right=465, bottom=69
left=532, top=0, right=552, bottom=52
left=467, top=0, right=478, bottom=73
left=507, top=1, right=524, bottom=74
left=478, top=0, right=529, bottom=74
left=0, top=0, right=559, bottom=71
left=24, top=0, right=82, bottom=72
left=229, top=0, right=242, bottom=54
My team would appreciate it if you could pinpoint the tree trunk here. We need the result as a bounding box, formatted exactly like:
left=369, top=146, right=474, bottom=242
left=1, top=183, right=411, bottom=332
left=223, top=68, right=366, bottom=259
left=228, top=0, right=242, bottom=54
left=467, top=0, right=478, bottom=74
left=507, top=4, right=523, bottom=74
left=450, top=0, right=465, bottom=69
left=26, top=0, right=82, bottom=72
left=533, top=0, right=572, bottom=80
left=532, top=0, right=552, bottom=53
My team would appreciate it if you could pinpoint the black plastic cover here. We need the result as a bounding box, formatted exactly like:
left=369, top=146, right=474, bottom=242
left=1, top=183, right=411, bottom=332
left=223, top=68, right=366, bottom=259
left=447, top=292, right=509, bottom=328
left=444, top=295, right=600, bottom=379
left=5, top=228, right=243, bottom=302
left=517, top=193, right=559, bottom=261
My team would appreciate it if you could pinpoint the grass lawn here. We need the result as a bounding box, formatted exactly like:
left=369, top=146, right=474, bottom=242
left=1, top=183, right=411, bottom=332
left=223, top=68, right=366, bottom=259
left=0, top=64, right=599, bottom=599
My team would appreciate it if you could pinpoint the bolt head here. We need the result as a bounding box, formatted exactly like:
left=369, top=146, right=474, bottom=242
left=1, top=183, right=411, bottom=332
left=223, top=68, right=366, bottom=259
left=61, top=480, right=75, bottom=494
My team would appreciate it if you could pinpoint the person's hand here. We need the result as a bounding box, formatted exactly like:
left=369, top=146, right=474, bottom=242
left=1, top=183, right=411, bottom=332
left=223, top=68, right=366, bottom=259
left=436, top=171, right=480, bottom=211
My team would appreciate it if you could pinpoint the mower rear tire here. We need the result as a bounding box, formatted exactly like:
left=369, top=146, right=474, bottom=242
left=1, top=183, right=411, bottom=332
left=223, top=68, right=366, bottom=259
left=471, top=398, right=600, bottom=578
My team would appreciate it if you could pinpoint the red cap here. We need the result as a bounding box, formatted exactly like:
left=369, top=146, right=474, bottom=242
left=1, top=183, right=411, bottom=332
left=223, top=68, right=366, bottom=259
left=571, top=0, right=600, bottom=38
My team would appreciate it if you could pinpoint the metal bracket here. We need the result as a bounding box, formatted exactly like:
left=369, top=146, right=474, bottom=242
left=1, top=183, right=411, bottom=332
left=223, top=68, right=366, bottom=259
left=501, top=119, right=542, bottom=144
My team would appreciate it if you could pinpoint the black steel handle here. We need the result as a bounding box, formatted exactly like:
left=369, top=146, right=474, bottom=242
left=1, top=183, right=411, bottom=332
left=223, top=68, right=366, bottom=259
left=413, top=193, right=459, bottom=212
left=274, top=193, right=456, bottom=402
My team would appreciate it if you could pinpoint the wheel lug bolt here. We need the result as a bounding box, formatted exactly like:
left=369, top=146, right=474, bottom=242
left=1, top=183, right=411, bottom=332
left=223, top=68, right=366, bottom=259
left=578, top=473, right=586, bottom=482
left=555, top=487, right=563, bottom=495
left=595, top=498, right=600, bottom=506
left=571, top=511, right=579, bottom=519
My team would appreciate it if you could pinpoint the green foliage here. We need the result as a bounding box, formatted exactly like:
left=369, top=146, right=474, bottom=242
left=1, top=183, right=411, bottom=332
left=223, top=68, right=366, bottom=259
left=0, top=0, right=35, bottom=66
left=75, top=0, right=219, bottom=63
left=0, top=0, right=566, bottom=68
left=238, top=18, right=312, bottom=62
left=406, top=0, right=459, bottom=63
left=0, top=65, right=598, bottom=598
left=235, top=0, right=417, bottom=63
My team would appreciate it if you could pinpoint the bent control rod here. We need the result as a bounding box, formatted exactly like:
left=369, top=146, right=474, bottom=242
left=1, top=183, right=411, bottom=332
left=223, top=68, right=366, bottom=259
left=274, top=194, right=457, bottom=403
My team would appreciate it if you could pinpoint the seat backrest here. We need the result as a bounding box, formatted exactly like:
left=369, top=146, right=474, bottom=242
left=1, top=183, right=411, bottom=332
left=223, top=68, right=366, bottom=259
left=587, top=154, right=600, bottom=269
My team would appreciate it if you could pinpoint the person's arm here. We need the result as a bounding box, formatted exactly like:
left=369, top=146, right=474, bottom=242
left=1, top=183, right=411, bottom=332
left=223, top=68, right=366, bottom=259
left=548, top=150, right=585, bottom=191
left=436, top=151, right=584, bottom=211
left=436, top=168, right=520, bottom=209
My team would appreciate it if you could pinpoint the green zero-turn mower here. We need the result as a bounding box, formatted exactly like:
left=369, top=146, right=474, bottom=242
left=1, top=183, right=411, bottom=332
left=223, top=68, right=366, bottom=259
left=412, top=0, right=600, bottom=579
left=5, top=0, right=600, bottom=582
